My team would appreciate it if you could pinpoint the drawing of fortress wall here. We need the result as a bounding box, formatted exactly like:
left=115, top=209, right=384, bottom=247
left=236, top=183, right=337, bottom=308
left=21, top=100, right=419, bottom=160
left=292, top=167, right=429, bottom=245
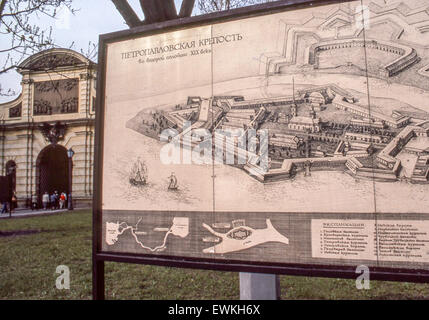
left=260, top=23, right=326, bottom=75
left=376, top=126, right=423, bottom=170
left=244, top=156, right=350, bottom=182
left=344, top=124, right=429, bottom=181
left=309, top=39, right=419, bottom=77
left=259, top=15, right=420, bottom=78
left=345, top=157, right=399, bottom=182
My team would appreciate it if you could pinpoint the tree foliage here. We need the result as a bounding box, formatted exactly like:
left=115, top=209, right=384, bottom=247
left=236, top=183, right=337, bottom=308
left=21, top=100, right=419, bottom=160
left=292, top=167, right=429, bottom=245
left=197, top=0, right=271, bottom=13
left=0, top=0, right=75, bottom=78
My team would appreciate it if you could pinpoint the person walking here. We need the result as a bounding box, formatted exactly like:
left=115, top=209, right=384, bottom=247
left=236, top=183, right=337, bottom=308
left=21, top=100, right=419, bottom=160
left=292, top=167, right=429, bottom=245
left=54, top=191, right=59, bottom=209
left=10, top=193, right=17, bottom=213
left=1, top=201, right=7, bottom=214
left=50, top=192, right=56, bottom=210
left=59, top=192, right=66, bottom=209
left=31, top=194, right=38, bottom=210
left=63, top=192, right=68, bottom=209
left=42, top=191, right=49, bottom=210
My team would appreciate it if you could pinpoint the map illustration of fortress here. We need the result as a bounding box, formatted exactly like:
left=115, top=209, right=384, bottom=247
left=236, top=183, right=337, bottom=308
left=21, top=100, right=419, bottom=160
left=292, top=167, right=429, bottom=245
left=126, top=1, right=429, bottom=186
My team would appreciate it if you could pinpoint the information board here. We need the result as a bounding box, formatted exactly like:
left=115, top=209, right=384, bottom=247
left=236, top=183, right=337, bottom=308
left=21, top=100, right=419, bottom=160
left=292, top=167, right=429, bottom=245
left=94, top=0, right=429, bottom=283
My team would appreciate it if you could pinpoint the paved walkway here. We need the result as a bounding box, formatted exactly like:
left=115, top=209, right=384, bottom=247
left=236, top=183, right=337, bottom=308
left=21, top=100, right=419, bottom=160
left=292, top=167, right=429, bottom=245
left=0, top=208, right=70, bottom=219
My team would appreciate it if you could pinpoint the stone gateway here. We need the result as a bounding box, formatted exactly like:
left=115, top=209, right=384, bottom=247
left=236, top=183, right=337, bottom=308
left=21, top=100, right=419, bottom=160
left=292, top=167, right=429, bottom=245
left=0, top=48, right=96, bottom=209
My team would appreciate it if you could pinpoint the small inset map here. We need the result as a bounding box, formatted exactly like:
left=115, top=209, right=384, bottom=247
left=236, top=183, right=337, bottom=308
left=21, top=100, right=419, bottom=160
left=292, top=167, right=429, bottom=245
left=106, top=217, right=189, bottom=252
left=202, top=219, right=289, bottom=254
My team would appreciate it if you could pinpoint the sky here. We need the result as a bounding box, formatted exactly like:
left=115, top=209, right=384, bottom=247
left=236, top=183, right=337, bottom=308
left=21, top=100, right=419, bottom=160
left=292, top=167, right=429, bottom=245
left=0, top=0, right=188, bottom=103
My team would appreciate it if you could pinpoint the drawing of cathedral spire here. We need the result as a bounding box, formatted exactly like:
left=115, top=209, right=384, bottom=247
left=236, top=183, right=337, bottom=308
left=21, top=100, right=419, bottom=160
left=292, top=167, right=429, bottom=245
left=291, top=77, right=297, bottom=117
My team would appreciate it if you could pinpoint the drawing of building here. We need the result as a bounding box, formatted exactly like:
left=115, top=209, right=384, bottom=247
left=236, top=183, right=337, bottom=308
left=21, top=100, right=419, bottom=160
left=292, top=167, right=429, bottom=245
left=288, top=116, right=321, bottom=133
left=332, top=95, right=410, bottom=128
left=269, top=134, right=301, bottom=149
left=344, top=132, right=382, bottom=144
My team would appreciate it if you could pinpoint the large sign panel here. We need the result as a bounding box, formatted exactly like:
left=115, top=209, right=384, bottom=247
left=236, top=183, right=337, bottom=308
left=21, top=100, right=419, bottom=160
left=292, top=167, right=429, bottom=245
left=96, top=0, right=429, bottom=279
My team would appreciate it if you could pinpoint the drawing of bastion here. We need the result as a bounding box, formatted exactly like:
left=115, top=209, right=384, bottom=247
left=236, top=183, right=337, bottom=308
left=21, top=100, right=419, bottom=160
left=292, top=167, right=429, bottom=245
left=259, top=1, right=429, bottom=86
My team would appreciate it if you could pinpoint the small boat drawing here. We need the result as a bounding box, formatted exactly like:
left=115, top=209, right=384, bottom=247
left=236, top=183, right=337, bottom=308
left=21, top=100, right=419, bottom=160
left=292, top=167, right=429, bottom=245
left=168, top=172, right=178, bottom=190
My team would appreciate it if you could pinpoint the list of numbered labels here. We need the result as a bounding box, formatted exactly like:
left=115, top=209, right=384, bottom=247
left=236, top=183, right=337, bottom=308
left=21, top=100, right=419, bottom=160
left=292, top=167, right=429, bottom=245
left=312, top=219, right=429, bottom=263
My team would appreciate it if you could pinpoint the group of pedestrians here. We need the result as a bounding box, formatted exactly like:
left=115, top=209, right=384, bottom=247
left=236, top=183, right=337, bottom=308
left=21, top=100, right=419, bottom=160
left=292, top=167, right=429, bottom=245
left=1, top=191, right=68, bottom=214
left=39, top=191, right=68, bottom=210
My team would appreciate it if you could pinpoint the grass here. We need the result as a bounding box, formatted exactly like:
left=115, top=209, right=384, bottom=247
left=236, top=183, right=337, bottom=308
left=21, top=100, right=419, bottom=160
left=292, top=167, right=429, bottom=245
left=0, top=210, right=428, bottom=300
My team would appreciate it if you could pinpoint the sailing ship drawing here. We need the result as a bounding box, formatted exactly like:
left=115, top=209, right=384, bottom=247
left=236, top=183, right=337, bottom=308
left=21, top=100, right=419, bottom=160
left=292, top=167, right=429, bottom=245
left=129, top=158, right=148, bottom=186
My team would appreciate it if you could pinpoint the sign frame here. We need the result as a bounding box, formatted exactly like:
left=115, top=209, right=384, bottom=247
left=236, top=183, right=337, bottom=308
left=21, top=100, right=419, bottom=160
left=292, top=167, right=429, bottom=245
left=93, top=0, right=429, bottom=299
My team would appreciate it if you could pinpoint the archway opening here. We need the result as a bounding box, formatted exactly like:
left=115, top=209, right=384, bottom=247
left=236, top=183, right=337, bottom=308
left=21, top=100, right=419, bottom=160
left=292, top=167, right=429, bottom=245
left=36, top=145, right=69, bottom=203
